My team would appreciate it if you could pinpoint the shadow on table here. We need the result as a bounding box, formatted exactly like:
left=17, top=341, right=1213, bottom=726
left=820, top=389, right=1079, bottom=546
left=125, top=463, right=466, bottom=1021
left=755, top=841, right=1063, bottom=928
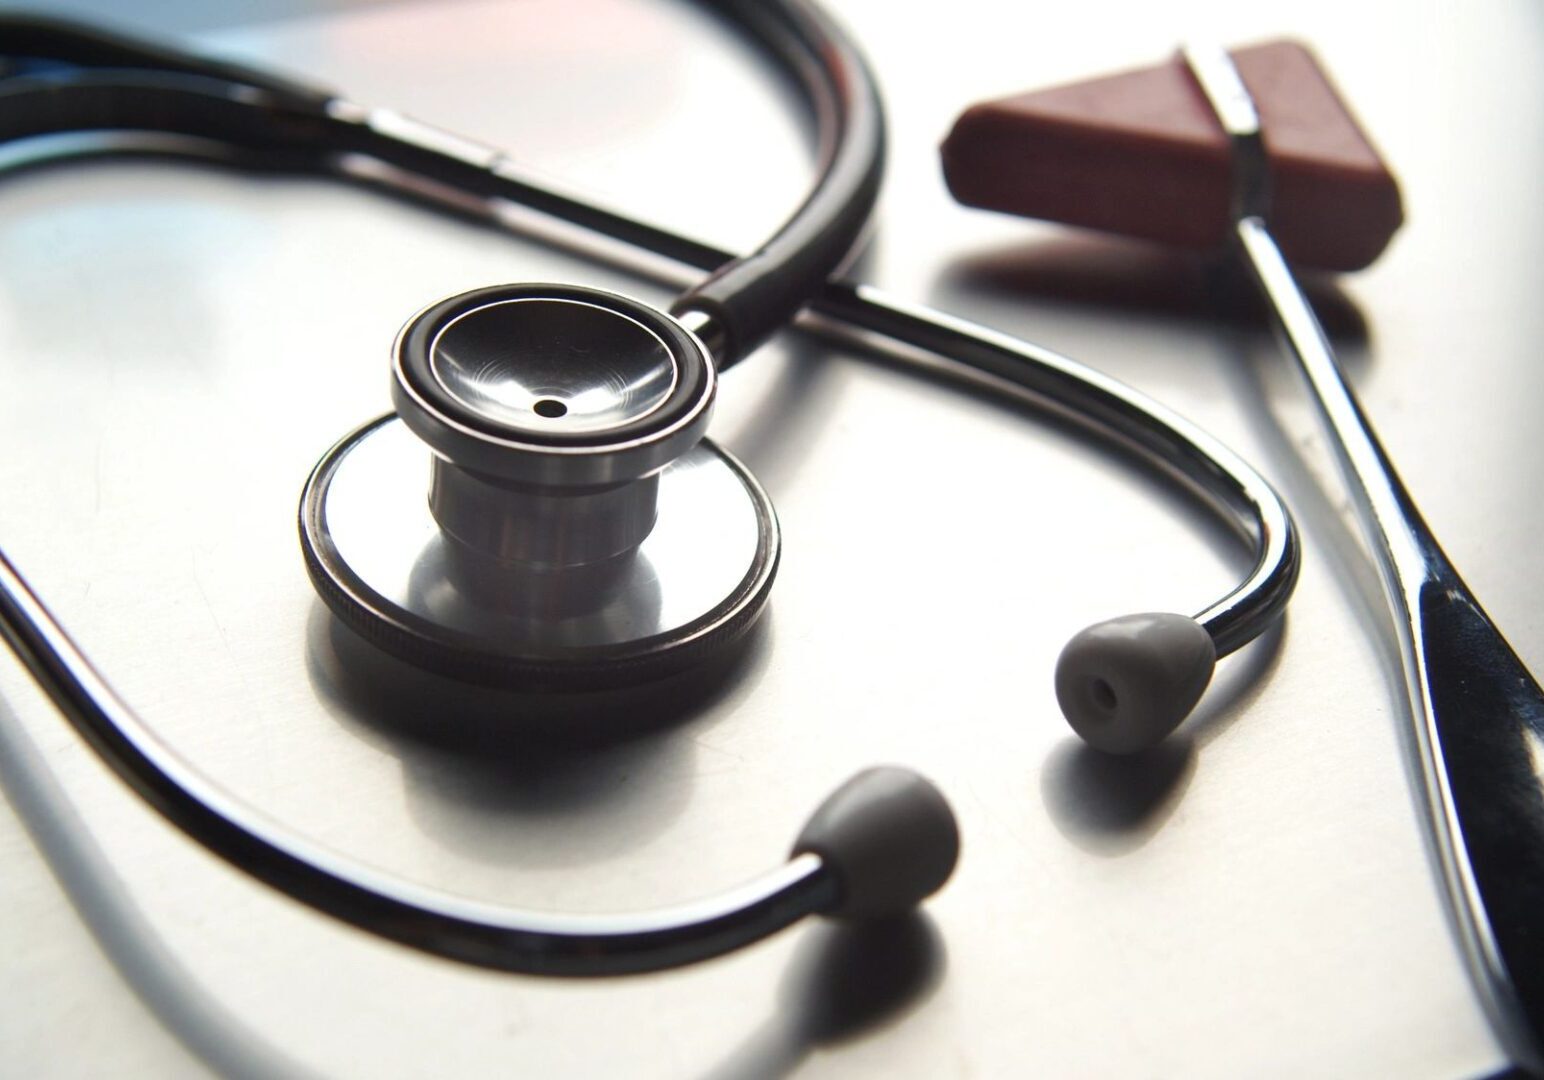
left=699, top=912, right=947, bottom=1080
left=0, top=688, right=321, bottom=1080
left=1038, top=616, right=1288, bottom=856
left=306, top=604, right=774, bottom=867
left=937, top=233, right=1370, bottom=353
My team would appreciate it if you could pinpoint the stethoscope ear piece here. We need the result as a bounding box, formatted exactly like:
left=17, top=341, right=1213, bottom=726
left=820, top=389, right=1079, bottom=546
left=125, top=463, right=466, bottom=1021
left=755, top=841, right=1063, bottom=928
left=794, top=766, right=960, bottom=920
left=1054, top=612, right=1217, bottom=754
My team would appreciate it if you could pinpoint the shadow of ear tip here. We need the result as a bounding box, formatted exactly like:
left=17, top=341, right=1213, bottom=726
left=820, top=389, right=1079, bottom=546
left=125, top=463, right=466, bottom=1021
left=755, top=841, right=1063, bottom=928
left=781, top=910, right=947, bottom=1045
left=1038, top=735, right=1197, bottom=855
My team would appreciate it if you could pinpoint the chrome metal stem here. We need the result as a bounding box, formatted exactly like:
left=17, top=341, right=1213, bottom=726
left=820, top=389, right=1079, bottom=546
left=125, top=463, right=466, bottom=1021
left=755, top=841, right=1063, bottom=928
left=429, top=459, right=660, bottom=569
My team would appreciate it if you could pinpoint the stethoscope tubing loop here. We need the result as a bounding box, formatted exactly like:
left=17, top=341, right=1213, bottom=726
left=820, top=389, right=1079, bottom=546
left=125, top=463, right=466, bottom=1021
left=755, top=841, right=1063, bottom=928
left=0, top=0, right=1296, bottom=977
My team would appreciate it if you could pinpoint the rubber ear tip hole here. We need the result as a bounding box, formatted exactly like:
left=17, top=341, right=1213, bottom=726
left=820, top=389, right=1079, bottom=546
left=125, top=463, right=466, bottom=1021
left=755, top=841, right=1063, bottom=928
left=1090, top=677, right=1118, bottom=712
left=1055, top=612, right=1218, bottom=754
left=533, top=398, right=568, bottom=418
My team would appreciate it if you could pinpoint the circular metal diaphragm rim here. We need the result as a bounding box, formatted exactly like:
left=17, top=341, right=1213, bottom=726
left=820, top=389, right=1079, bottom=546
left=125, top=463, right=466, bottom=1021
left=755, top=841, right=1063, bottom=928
left=390, top=284, right=716, bottom=488
left=299, top=415, right=779, bottom=691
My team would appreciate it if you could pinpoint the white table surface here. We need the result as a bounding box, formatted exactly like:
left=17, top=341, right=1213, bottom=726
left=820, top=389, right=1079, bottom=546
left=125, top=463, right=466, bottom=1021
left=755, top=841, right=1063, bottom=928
left=1, top=0, right=1540, bottom=1076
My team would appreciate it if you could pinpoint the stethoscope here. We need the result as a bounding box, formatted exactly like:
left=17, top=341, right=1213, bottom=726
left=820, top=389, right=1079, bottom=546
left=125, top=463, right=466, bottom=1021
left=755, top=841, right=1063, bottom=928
left=0, top=1, right=1298, bottom=977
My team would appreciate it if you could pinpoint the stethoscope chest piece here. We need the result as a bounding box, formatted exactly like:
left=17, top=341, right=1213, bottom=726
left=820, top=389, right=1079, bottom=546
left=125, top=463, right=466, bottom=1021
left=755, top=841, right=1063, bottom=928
left=300, top=283, right=779, bottom=690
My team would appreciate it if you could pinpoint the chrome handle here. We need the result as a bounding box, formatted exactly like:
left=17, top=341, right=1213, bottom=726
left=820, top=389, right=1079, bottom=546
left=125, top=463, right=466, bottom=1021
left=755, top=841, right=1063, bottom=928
left=1238, top=215, right=1544, bottom=1070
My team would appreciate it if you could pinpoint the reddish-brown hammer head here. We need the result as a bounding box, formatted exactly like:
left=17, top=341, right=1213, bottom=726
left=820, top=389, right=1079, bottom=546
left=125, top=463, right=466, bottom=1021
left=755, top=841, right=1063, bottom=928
left=940, top=41, right=1403, bottom=272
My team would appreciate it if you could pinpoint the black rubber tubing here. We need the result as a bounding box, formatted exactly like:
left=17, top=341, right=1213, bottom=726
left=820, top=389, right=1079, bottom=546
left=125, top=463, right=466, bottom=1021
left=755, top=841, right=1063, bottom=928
left=672, top=0, right=885, bottom=364
left=0, top=0, right=885, bottom=368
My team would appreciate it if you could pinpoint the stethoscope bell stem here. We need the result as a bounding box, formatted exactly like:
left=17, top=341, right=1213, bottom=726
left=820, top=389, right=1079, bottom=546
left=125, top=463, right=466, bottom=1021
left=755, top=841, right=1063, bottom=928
left=299, top=283, right=779, bottom=690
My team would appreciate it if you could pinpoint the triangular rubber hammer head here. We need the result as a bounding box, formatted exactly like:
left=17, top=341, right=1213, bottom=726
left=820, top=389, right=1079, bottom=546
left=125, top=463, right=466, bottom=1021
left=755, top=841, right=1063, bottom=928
left=941, top=41, right=1403, bottom=272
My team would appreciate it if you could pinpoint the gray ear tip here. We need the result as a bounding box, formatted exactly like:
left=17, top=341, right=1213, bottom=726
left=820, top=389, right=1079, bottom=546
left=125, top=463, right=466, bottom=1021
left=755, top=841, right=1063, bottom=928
left=793, top=767, right=960, bottom=919
left=1054, top=613, right=1217, bottom=755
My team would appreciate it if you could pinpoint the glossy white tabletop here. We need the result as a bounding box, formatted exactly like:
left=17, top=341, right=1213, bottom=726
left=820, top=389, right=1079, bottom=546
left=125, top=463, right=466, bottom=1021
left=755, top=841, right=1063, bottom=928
left=1, top=0, right=1540, bottom=1076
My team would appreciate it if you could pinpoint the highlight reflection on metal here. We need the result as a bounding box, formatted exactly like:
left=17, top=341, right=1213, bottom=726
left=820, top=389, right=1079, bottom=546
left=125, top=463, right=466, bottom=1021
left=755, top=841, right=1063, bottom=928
left=429, top=457, right=662, bottom=567
left=1185, top=42, right=1544, bottom=1068
left=391, top=285, right=718, bottom=490
left=300, top=417, right=779, bottom=688
left=428, top=298, right=678, bottom=436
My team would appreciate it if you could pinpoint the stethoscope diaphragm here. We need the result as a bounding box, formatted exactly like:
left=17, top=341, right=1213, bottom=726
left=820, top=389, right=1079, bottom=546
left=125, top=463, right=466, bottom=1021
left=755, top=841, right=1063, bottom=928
left=300, top=283, right=779, bottom=690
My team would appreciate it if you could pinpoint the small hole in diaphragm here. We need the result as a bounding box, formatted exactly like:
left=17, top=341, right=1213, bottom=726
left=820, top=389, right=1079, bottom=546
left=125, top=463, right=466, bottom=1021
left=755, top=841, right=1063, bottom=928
left=533, top=398, right=568, bottom=418
left=1091, top=677, right=1118, bottom=711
